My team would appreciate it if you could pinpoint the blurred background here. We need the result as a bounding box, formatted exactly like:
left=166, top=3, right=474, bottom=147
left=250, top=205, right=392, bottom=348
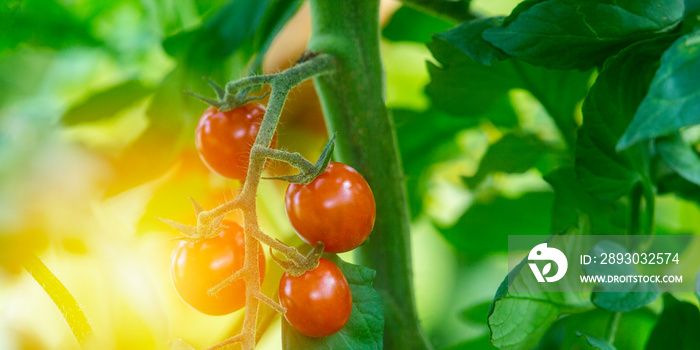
left=3, top=0, right=700, bottom=349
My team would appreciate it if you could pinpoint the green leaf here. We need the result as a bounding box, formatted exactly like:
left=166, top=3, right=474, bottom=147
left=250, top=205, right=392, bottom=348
left=163, top=0, right=271, bottom=60
left=61, top=81, right=154, bottom=126
left=688, top=0, right=700, bottom=13
left=435, top=17, right=508, bottom=65
left=104, top=69, right=190, bottom=197
left=382, top=6, right=453, bottom=43
left=686, top=0, right=700, bottom=29
left=653, top=141, right=700, bottom=204
left=645, top=294, right=700, bottom=349
left=282, top=255, right=383, bottom=349
left=459, top=301, right=492, bottom=325
left=103, top=0, right=300, bottom=194
left=482, top=0, right=684, bottom=70
left=488, top=232, right=592, bottom=350
left=657, top=133, right=700, bottom=186
left=394, top=108, right=479, bottom=162
left=426, top=36, right=514, bottom=117
left=394, top=108, right=480, bottom=217
left=0, top=0, right=99, bottom=50
left=444, top=336, right=497, bottom=350
left=584, top=241, right=659, bottom=312
left=656, top=171, right=700, bottom=206
left=539, top=308, right=656, bottom=349
left=464, top=132, right=551, bottom=188
left=683, top=0, right=700, bottom=31
left=576, top=36, right=677, bottom=201
left=163, top=0, right=302, bottom=68
left=426, top=35, right=590, bottom=144
left=576, top=332, right=616, bottom=350
left=544, top=167, right=627, bottom=235
left=439, top=192, right=553, bottom=259
left=0, top=49, right=52, bottom=109
left=398, top=0, right=473, bottom=23
left=619, top=29, right=700, bottom=150
left=247, top=0, right=305, bottom=71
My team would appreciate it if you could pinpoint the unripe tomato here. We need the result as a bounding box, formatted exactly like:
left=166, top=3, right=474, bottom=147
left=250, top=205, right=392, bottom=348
left=170, top=220, right=265, bottom=316
left=279, top=258, right=352, bottom=337
left=285, top=162, right=376, bottom=253
left=195, top=103, right=276, bottom=181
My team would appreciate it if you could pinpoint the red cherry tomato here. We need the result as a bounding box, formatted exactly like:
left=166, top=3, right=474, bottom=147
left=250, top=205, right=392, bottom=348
left=195, top=103, right=276, bottom=181
left=285, top=162, right=376, bottom=253
left=279, top=258, right=352, bottom=337
left=170, top=220, right=265, bottom=316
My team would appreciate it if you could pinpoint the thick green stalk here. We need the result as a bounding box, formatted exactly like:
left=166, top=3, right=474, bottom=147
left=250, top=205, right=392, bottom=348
left=307, top=1, right=430, bottom=348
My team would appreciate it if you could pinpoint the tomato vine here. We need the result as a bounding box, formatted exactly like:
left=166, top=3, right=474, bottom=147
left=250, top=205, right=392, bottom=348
left=163, top=52, right=337, bottom=349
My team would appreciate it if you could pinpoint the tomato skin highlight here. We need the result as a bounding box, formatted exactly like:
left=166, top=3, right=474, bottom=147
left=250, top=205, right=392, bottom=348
left=170, top=221, right=265, bottom=316
left=195, top=103, right=276, bottom=181
left=279, top=258, right=353, bottom=337
left=285, top=162, right=376, bottom=253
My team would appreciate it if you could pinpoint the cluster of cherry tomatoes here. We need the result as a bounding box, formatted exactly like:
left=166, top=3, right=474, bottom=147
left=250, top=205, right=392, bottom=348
left=170, top=103, right=376, bottom=338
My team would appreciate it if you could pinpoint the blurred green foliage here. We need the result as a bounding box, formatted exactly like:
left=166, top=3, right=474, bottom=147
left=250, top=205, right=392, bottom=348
left=386, top=0, right=700, bottom=349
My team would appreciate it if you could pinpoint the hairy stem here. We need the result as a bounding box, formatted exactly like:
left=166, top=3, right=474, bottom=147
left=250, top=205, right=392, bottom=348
left=308, top=0, right=431, bottom=348
left=198, top=54, right=335, bottom=230
left=198, top=53, right=335, bottom=350
left=254, top=146, right=315, bottom=173
left=23, top=254, right=94, bottom=347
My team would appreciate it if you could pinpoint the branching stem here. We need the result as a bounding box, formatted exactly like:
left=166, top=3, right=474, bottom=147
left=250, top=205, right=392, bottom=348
left=187, top=53, right=336, bottom=350
left=254, top=146, right=316, bottom=174
left=197, top=53, right=335, bottom=231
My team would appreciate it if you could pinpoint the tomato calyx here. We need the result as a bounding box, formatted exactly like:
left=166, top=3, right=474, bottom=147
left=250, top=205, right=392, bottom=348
left=159, top=207, right=227, bottom=242
left=186, top=77, right=268, bottom=112
left=269, top=241, right=325, bottom=276
left=263, top=133, right=337, bottom=184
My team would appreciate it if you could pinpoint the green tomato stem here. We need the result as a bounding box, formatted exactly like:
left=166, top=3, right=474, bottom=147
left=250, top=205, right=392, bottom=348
left=642, top=182, right=655, bottom=236
left=199, top=54, right=335, bottom=226
left=253, top=146, right=315, bottom=174
left=23, top=254, right=94, bottom=347
left=307, top=0, right=431, bottom=348
left=629, top=184, right=642, bottom=235
left=605, top=311, right=622, bottom=344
